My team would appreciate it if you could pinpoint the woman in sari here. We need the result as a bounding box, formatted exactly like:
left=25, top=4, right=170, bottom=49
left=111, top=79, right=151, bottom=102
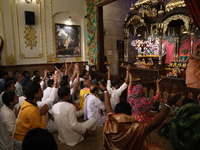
left=127, top=74, right=163, bottom=122
left=186, top=44, right=200, bottom=89
left=99, top=82, right=181, bottom=150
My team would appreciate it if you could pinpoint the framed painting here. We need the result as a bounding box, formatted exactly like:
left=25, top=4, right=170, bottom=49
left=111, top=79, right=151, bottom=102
left=180, top=55, right=188, bottom=63
left=55, top=24, right=81, bottom=57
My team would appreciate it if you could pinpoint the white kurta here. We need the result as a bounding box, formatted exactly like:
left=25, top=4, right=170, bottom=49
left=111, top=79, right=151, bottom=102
left=15, top=96, right=26, bottom=110
left=37, top=87, right=58, bottom=108
left=84, top=94, right=105, bottom=127
left=0, top=105, right=16, bottom=150
left=41, top=87, right=53, bottom=102
left=52, top=102, right=96, bottom=146
left=0, top=91, right=5, bottom=109
left=37, top=87, right=58, bottom=129
left=106, top=80, right=128, bottom=111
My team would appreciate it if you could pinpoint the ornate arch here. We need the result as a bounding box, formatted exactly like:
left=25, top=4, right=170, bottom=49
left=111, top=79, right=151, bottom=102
left=163, top=14, right=190, bottom=33
left=126, top=15, right=143, bottom=27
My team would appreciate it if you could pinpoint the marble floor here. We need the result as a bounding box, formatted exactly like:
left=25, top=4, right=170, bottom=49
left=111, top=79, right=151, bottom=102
left=52, top=123, right=174, bottom=150
left=52, top=90, right=175, bottom=150
left=52, top=126, right=104, bottom=150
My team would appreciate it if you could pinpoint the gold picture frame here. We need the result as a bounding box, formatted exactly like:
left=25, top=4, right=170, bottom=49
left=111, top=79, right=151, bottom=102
left=55, top=24, right=81, bottom=57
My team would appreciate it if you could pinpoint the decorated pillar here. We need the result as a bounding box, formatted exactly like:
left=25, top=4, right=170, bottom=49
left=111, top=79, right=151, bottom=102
left=158, top=35, right=163, bottom=65
left=123, top=28, right=129, bottom=62
left=174, top=36, right=180, bottom=62
left=157, top=22, right=164, bottom=66
left=86, top=0, right=106, bottom=65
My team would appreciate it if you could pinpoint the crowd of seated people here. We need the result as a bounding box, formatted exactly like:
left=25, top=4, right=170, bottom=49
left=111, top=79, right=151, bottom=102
left=0, top=62, right=199, bottom=150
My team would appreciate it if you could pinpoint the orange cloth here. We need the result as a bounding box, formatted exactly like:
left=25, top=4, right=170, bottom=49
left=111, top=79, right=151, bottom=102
left=103, top=113, right=149, bottom=150
left=186, top=59, right=200, bottom=89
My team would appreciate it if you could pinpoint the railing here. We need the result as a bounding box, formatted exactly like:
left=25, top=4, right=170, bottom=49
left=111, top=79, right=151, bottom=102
left=95, top=72, right=200, bottom=105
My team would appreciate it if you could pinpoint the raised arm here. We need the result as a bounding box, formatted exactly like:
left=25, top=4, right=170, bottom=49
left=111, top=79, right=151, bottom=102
left=148, top=93, right=181, bottom=132
left=70, top=63, right=78, bottom=83
left=155, top=76, right=164, bottom=94
left=128, top=73, right=133, bottom=88
left=106, top=65, right=111, bottom=80
left=40, top=69, right=49, bottom=90
left=42, top=69, right=49, bottom=81
left=55, top=66, right=62, bottom=83
left=64, top=61, right=69, bottom=76
left=65, top=61, right=73, bottom=76
left=72, top=66, right=80, bottom=93
left=125, top=64, right=131, bottom=84
left=52, top=71, right=58, bottom=88
left=99, top=82, right=113, bottom=114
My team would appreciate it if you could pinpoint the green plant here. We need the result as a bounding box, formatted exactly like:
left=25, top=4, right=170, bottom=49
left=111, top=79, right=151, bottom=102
left=181, top=49, right=189, bottom=55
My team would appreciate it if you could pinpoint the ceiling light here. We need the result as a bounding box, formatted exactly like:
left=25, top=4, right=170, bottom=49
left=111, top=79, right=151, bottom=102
left=25, top=0, right=32, bottom=4
left=68, top=16, right=72, bottom=21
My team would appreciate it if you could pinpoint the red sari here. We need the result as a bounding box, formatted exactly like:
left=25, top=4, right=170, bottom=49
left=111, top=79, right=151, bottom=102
left=127, top=84, right=161, bottom=122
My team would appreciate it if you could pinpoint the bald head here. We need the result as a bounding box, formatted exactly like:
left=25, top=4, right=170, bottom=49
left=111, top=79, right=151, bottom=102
left=83, top=80, right=92, bottom=88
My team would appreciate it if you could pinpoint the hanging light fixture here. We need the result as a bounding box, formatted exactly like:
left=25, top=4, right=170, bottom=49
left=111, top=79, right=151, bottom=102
left=25, top=0, right=32, bottom=4
left=68, top=16, right=72, bottom=21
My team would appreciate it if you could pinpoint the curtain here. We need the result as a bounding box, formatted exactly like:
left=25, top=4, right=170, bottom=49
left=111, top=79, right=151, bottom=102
left=184, top=0, right=200, bottom=30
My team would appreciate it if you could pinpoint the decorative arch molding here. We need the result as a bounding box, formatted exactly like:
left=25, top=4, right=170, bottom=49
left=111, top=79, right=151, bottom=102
left=52, top=10, right=70, bottom=16
left=135, top=22, right=147, bottom=31
left=126, top=15, right=143, bottom=27
left=163, top=14, right=190, bottom=34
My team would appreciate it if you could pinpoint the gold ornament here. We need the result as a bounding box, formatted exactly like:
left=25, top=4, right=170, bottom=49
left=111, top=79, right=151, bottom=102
left=76, top=57, right=82, bottom=61
left=36, top=0, right=40, bottom=4
left=19, top=53, right=25, bottom=59
left=163, top=14, right=190, bottom=34
left=24, top=26, right=37, bottom=49
left=46, top=53, right=55, bottom=62
left=165, top=0, right=186, bottom=12
left=38, top=53, right=43, bottom=58
left=134, top=0, right=158, bottom=9
left=46, top=53, right=59, bottom=63
left=6, top=54, right=16, bottom=65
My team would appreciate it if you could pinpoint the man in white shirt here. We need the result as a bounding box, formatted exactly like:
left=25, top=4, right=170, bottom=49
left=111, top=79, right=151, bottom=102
left=36, top=69, right=49, bottom=91
left=37, top=73, right=59, bottom=133
left=84, top=85, right=106, bottom=127
left=51, top=87, right=96, bottom=146
left=15, top=74, right=24, bottom=97
left=106, top=64, right=130, bottom=110
left=41, top=79, right=54, bottom=102
left=0, top=91, right=19, bottom=150
left=0, top=81, right=16, bottom=109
